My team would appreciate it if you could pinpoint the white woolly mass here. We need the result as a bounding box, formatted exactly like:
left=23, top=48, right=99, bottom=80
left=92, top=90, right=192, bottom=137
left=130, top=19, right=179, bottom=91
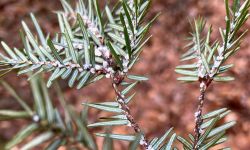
left=140, top=138, right=146, bottom=145
left=94, top=64, right=102, bottom=70
left=90, top=68, right=96, bottom=74
left=32, top=115, right=40, bottom=122
left=199, top=82, right=206, bottom=88
left=83, top=63, right=91, bottom=70
left=95, top=46, right=110, bottom=58
left=102, top=61, right=108, bottom=68
left=194, top=111, right=200, bottom=118
left=235, top=12, right=241, bottom=17
left=73, top=43, right=84, bottom=49
left=95, top=47, right=102, bottom=56
left=54, top=45, right=64, bottom=51
left=105, top=73, right=111, bottom=78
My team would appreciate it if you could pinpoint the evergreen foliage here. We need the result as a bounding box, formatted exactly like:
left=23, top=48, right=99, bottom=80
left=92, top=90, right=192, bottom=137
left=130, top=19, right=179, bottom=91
left=0, top=0, right=249, bottom=149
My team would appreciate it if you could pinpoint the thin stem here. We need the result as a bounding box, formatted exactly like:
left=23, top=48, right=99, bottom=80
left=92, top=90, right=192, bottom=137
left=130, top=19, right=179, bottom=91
left=193, top=78, right=212, bottom=150
left=111, top=78, right=149, bottom=149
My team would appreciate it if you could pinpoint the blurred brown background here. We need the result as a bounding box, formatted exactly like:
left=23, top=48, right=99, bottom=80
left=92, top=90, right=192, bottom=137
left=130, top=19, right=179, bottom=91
left=0, top=0, right=250, bottom=149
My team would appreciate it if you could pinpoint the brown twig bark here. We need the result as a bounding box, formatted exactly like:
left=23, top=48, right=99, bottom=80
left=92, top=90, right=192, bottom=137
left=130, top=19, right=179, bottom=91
left=193, top=77, right=212, bottom=150
left=111, top=77, right=149, bottom=149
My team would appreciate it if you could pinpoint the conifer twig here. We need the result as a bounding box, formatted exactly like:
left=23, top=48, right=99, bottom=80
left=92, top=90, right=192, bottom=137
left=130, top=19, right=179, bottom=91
left=193, top=77, right=212, bottom=150
left=111, top=77, right=149, bottom=149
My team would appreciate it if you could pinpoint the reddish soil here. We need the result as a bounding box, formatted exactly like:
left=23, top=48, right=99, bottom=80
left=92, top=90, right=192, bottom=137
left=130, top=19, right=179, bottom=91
left=0, top=0, right=250, bottom=149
